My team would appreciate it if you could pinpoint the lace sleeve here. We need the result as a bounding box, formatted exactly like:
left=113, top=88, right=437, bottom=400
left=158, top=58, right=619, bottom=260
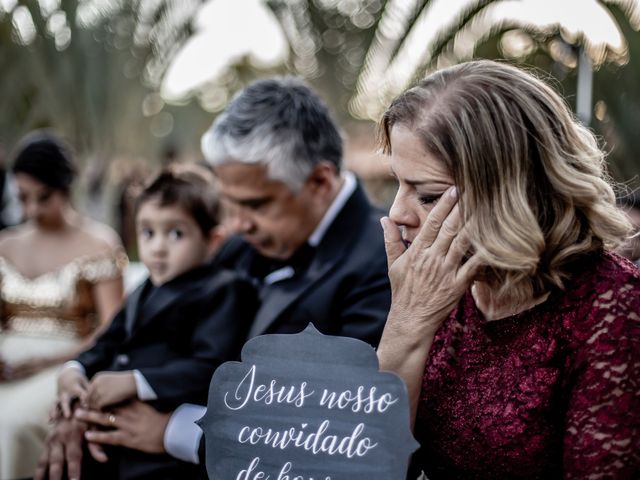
left=78, top=249, right=128, bottom=283
left=563, top=280, right=640, bottom=478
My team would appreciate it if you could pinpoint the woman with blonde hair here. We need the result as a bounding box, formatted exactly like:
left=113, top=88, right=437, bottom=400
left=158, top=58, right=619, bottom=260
left=0, top=130, right=125, bottom=479
left=377, top=60, right=639, bottom=478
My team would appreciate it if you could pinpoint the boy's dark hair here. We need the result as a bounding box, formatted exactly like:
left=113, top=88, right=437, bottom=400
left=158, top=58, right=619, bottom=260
left=135, top=163, right=220, bottom=236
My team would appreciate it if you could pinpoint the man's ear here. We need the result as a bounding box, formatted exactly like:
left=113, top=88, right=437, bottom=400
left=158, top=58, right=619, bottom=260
left=305, top=161, right=339, bottom=196
left=206, top=225, right=226, bottom=258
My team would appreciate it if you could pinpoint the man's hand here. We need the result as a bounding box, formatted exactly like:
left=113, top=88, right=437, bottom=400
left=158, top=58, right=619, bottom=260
left=34, top=417, right=87, bottom=480
left=75, top=400, right=169, bottom=454
left=85, top=371, right=137, bottom=410
left=57, top=368, right=89, bottom=418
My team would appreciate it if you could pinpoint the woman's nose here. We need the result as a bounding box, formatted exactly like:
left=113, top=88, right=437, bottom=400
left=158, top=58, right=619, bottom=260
left=389, top=192, right=419, bottom=228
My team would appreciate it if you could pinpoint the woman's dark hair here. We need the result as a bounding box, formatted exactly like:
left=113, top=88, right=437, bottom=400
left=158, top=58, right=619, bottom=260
left=135, top=163, right=220, bottom=236
left=11, top=130, right=76, bottom=194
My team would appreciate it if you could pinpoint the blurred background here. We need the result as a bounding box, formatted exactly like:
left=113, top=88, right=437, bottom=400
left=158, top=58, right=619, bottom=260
left=1, top=0, right=639, bottom=251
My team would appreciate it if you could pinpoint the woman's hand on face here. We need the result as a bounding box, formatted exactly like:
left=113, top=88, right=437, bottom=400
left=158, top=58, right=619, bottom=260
left=381, top=187, right=481, bottom=336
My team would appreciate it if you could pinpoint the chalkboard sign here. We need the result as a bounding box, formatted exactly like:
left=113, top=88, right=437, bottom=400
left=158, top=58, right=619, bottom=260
left=198, top=324, right=419, bottom=480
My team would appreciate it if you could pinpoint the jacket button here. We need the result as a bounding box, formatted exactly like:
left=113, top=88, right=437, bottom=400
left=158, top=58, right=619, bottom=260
left=116, top=354, right=129, bottom=366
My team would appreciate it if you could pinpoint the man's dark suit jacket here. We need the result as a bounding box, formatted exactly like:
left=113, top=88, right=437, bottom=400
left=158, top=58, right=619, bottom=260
left=193, top=183, right=392, bottom=472
left=217, top=182, right=391, bottom=347
left=76, top=263, right=257, bottom=480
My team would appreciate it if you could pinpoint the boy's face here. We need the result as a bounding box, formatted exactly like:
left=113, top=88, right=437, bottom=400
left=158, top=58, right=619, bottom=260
left=136, top=200, right=213, bottom=285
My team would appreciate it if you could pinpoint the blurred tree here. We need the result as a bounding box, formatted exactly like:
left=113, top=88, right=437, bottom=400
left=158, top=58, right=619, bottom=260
left=0, top=0, right=206, bottom=163
left=267, top=0, right=385, bottom=122
left=591, top=4, right=640, bottom=180
left=265, top=0, right=639, bottom=180
left=1, top=0, right=638, bottom=182
left=405, top=0, right=640, bottom=180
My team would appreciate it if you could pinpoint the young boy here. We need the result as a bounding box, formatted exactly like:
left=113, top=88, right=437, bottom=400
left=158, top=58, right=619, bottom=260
left=57, top=164, right=257, bottom=478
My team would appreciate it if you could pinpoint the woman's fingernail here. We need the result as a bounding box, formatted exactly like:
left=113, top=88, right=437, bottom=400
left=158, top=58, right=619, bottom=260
left=449, top=187, right=458, bottom=198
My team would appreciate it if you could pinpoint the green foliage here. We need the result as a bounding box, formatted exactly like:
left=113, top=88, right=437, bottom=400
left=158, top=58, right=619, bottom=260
left=1, top=0, right=638, bottom=182
left=265, top=0, right=639, bottom=180
left=0, top=0, right=204, bottom=164
left=267, top=0, right=385, bottom=121
left=591, top=4, right=640, bottom=181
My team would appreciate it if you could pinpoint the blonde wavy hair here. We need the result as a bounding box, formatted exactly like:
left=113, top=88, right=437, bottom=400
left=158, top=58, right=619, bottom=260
left=380, top=60, right=632, bottom=301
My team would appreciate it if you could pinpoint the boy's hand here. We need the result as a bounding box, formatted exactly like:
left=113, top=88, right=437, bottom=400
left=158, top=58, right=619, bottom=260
left=86, top=371, right=137, bottom=410
left=57, top=368, right=89, bottom=418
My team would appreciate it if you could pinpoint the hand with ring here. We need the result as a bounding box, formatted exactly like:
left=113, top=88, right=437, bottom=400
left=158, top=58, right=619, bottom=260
left=75, top=400, right=169, bottom=454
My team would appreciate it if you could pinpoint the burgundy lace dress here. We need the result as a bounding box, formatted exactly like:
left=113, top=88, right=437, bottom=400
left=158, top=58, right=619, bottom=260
left=413, top=252, right=640, bottom=479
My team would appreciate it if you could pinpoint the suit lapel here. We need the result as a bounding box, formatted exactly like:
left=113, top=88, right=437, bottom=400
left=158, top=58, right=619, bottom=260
left=124, top=280, right=148, bottom=336
left=247, top=256, right=338, bottom=338
left=128, top=267, right=207, bottom=337
left=247, top=183, right=373, bottom=339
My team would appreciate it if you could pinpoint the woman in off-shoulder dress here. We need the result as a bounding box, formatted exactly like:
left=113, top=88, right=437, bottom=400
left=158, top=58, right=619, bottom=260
left=0, top=131, right=125, bottom=479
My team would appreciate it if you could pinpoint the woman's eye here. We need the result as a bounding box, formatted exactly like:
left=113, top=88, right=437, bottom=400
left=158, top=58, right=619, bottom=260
left=418, top=194, right=442, bottom=206
left=140, top=228, right=153, bottom=239
left=37, top=192, right=52, bottom=204
left=168, top=229, right=183, bottom=240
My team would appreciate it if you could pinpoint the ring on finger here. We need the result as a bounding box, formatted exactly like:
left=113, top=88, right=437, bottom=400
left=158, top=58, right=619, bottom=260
left=107, top=413, right=116, bottom=425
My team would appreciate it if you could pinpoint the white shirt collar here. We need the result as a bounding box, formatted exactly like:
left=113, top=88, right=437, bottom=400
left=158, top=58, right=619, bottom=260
left=263, top=171, right=356, bottom=285
left=307, top=171, right=356, bottom=247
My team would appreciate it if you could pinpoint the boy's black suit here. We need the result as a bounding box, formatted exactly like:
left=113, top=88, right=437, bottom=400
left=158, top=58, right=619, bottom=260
left=218, top=182, right=391, bottom=347
left=76, top=263, right=257, bottom=479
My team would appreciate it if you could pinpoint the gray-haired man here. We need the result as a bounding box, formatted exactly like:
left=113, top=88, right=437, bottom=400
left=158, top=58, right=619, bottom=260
left=36, top=77, right=391, bottom=479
